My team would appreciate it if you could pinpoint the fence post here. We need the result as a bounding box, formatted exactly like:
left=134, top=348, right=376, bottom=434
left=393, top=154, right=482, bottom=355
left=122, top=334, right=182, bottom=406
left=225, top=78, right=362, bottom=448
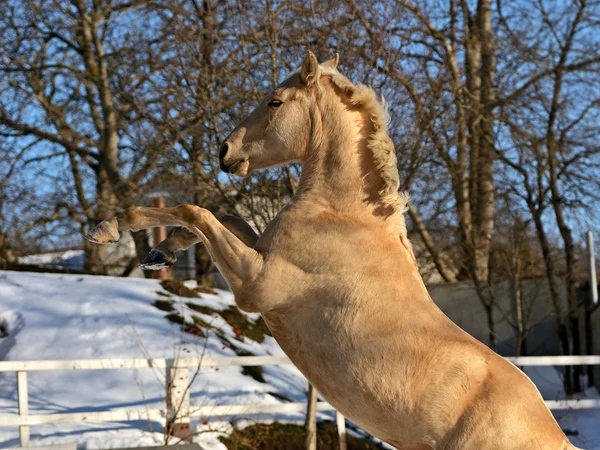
left=166, top=359, right=191, bottom=441
left=305, top=383, right=318, bottom=450
left=335, top=410, right=347, bottom=450
left=17, top=370, right=29, bottom=447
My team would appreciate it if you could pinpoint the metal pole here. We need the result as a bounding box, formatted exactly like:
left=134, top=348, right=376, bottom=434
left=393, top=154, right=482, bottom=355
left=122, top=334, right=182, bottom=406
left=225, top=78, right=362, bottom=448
left=586, top=231, right=598, bottom=387
left=588, top=231, right=598, bottom=306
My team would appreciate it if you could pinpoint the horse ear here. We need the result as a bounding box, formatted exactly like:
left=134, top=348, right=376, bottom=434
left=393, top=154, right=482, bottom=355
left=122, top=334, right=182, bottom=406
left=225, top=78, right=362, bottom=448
left=321, top=53, right=339, bottom=70
left=299, top=50, right=320, bottom=86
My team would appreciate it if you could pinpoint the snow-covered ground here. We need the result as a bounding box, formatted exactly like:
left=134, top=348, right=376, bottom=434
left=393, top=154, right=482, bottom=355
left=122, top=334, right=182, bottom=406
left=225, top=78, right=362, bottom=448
left=0, top=270, right=598, bottom=449
left=0, top=271, right=312, bottom=449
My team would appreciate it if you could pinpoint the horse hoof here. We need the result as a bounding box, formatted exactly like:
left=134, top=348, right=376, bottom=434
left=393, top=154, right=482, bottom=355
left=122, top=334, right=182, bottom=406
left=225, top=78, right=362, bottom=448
left=86, top=219, right=120, bottom=244
left=140, top=248, right=177, bottom=270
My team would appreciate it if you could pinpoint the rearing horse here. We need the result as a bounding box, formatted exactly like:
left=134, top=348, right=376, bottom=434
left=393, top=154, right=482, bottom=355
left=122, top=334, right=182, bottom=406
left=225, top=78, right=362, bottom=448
left=87, top=52, right=580, bottom=450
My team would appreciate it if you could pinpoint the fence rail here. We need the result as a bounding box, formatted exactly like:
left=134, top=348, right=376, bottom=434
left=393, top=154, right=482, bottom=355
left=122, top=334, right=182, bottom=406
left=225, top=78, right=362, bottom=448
left=506, top=355, right=600, bottom=366
left=0, top=355, right=598, bottom=448
left=0, top=355, right=340, bottom=448
left=0, top=355, right=290, bottom=372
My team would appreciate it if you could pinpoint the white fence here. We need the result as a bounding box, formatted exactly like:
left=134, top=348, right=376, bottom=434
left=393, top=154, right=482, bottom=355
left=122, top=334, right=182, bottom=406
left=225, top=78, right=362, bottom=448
left=1, top=355, right=599, bottom=448
left=0, top=356, right=342, bottom=448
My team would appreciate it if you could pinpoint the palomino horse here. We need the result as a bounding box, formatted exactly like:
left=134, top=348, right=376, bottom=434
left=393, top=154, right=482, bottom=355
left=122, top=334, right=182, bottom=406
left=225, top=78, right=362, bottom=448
left=87, top=52, right=581, bottom=450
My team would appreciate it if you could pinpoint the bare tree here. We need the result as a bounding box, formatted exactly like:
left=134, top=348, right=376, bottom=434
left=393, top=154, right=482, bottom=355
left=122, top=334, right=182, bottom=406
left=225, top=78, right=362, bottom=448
left=0, top=135, right=72, bottom=267
left=495, top=0, right=600, bottom=391
left=0, top=0, right=184, bottom=273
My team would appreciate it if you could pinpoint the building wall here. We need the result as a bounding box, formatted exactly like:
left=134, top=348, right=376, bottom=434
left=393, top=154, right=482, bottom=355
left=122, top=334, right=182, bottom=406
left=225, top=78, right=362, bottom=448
left=421, top=278, right=567, bottom=356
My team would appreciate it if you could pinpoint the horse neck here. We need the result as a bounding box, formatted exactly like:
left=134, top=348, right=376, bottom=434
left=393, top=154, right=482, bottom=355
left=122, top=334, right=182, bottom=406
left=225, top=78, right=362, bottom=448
left=295, top=93, right=401, bottom=228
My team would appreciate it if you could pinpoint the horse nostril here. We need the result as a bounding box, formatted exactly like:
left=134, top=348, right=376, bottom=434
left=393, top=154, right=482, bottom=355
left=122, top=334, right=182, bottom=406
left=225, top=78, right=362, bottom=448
left=219, top=142, right=229, bottom=160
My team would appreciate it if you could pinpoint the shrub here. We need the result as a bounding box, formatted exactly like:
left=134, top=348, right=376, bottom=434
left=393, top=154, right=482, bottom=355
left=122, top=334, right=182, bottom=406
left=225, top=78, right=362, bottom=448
left=152, top=299, right=175, bottom=312
left=165, top=313, right=184, bottom=325
left=219, top=422, right=383, bottom=450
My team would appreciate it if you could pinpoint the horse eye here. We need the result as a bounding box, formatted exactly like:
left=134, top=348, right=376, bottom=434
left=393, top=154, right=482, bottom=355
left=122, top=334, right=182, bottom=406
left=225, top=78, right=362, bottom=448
left=268, top=99, right=283, bottom=107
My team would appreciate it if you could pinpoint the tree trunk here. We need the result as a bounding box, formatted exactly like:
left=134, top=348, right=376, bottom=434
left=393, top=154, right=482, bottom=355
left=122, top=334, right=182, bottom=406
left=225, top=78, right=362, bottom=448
left=84, top=167, right=118, bottom=275
left=190, top=152, right=215, bottom=286
left=548, top=130, right=582, bottom=392
left=132, top=230, right=152, bottom=279
left=0, top=234, right=16, bottom=269
left=558, top=320, right=574, bottom=394
left=484, top=301, right=497, bottom=350
left=554, top=211, right=582, bottom=391
left=531, top=207, right=574, bottom=393
left=569, top=314, right=583, bottom=392
left=512, top=230, right=526, bottom=357
left=472, top=0, right=496, bottom=284
left=195, top=243, right=214, bottom=286
left=452, top=0, right=496, bottom=346
left=83, top=237, right=106, bottom=275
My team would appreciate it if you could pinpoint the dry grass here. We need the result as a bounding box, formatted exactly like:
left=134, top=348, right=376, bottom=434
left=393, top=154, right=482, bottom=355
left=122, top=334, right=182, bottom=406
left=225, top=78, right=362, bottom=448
left=160, top=279, right=216, bottom=297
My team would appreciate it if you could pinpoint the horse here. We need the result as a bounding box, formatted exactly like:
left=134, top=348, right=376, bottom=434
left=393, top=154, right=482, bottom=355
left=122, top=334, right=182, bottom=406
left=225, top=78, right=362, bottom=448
left=87, top=51, right=581, bottom=450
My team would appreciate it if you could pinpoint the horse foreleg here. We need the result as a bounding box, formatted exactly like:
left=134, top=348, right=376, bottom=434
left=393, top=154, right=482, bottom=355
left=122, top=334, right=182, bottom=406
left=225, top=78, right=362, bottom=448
left=140, top=216, right=259, bottom=270
left=140, top=227, right=199, bottom=270
left=86, top=206, right=264, bottom=308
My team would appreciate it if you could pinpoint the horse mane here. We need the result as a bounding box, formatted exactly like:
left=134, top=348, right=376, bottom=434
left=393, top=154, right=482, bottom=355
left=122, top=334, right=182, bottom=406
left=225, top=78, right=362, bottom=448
left=319, top=66, right=409, bottom=218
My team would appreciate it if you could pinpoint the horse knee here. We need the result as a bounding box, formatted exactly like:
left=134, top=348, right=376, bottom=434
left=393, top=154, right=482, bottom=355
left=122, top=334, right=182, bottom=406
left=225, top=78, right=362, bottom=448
left=119, top=206, right=141, bottom=224
left=175, top=204, right=210, bottom=224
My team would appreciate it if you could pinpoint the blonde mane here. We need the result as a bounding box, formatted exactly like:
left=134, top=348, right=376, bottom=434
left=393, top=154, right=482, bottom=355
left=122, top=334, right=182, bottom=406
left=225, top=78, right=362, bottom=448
left=319, top=66, right=408, bottom=217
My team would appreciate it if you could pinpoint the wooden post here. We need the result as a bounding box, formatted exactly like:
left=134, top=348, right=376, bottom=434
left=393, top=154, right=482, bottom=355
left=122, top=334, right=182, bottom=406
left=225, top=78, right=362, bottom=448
left=17, top=371, right=29, bottom=447
left=152, top=196, right=172, bottom=280
left=166, top=359, right=191, bottom=441
left=336, top=410, right=347, bottom=450
left=304, top=383, right=318, bottom=450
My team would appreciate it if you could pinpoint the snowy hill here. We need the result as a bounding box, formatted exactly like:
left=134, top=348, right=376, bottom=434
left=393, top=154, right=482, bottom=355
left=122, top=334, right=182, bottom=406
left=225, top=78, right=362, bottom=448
left=0, top=271, right=312, bottom=449
left=0, top=270, right=598, bottom=449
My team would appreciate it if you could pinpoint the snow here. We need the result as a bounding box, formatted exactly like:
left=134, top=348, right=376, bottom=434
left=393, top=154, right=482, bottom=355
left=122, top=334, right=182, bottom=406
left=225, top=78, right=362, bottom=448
left=526, top=366, right=600, bottom=449
left=0, top=271, right=311, bottom=449
left=17, top=250, right=84, bottom=270
left=0, top=270, right=599, bottom=449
